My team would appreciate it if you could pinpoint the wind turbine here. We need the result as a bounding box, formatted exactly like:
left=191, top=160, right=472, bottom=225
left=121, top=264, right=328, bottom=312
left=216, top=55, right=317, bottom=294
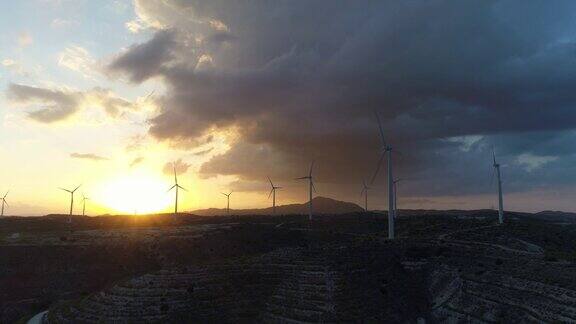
left=1, top=191, right=9, bottom=217
left=492, top=149, right=504, bottom=224
left=267, top=177, right=281, bottom=215
left=167, top=164, right=187, bottom=215
left=222, top=192, right=232, bottom=215
left=371, top=111, right=395, bottom=239
left=296, top=162, right=316, bottom=221
left=393, top=178, right=401, bottom=219
left=360, top=181, right=370, bottom=212
left=59, top=185, right=81, bottom=223
left=81, top=194, right=89, bottom=217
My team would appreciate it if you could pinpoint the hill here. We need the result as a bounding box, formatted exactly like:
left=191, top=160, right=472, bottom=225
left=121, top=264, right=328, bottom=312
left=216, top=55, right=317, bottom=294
left=529, top=210, right=576, bottom=223
left=191, top=196, right=364, bottom=216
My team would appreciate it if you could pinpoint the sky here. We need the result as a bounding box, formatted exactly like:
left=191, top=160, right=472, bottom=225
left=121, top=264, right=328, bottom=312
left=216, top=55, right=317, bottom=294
left=1, top=0, right=576, bottom=216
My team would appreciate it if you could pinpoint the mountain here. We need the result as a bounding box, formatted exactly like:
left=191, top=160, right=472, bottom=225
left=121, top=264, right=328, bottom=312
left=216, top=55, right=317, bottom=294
left=529, top=210, right=576, bottom=223
left=190, top=196, right=364, bottom=216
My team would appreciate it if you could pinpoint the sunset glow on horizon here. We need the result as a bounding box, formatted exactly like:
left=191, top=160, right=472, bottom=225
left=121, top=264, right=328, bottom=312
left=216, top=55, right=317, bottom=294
left=2, top=1, right=576, bottom=216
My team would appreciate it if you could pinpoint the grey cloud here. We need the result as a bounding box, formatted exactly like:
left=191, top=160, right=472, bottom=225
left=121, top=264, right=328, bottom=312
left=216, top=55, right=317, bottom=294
left=70, top=153, right=109, bottom=161
left=192, top=147, right=213, bottom=156
left=163, top=158, right=191, bottom=175
left=110, top=0, right=576, bottom=200
left=89, top=87, right=137, bottom=117
left=6, top=83, right=140, bottom=122
left=7, top=83, right=81, bottom=123
left=130, top=156, right=145, bottom=167
left=108, top=29, right=177, bottom=83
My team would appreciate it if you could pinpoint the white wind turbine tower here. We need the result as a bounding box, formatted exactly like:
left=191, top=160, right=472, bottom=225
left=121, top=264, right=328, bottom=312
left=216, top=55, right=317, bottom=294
left=82, top=194, right=89, bottom=217
left=492, top=149, right=504, bottom=224
left=296, top=162, right=316, bottom=221
left=59, top=185, right=81, bottom=223
left=361, top=181, right=370, bottom=212
left=371, top=112, right=395, bottom=239
left=222, top=192, right=232, bottom=215
left=1, top=191, right=9, bottom=217
left=168, top=164, right=187, bottom=215
left=267, top=177, right=281, bottom=215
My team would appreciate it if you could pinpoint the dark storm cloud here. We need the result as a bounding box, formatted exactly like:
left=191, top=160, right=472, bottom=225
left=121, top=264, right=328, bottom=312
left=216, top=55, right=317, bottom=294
left=111, top=0, right=576, bottom=198
left=108, top=29, right=177, bottom=83
left=70, top=153, right=109, bottom=161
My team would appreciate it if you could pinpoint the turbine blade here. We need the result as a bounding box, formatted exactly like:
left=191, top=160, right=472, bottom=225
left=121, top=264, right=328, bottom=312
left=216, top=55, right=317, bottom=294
left=3, top=191, right=8, bottom=199
left=177, top=185, right=187, bottom=191
left=73, top=184, right=81, bottom=193
left=3, top=199, right=7, bottom=206
left=370, top=152, right=386, bottom=184
left=59, top=188, right=72, bottom=193
left=309, top=161, right=315, bottom=177
left=167, top=184, right=177, bottom=192
left=268, top=188, right=273, bottom=199
left=173, top=163, right=178, bottom=184
left=489, top=166, right=495, bottom=187
left=374, top=110, right=386, bottom=145
left=492, top=147, right=497, bottom=165
left=267, top=176, right=273, bottom=188
left=295, top=176, right=309, bottom=180
left=311, top=181, right=317, bottom=194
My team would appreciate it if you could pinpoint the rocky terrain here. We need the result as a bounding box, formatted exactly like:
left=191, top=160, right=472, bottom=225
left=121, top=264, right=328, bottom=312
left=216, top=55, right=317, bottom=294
left=1, top=208, right=575, bottom=323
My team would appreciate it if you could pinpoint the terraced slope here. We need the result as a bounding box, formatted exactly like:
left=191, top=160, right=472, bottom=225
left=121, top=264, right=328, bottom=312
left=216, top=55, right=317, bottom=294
left=48, top=243, right=428, bottom=323
left=41, top=217, right=576, bottom=323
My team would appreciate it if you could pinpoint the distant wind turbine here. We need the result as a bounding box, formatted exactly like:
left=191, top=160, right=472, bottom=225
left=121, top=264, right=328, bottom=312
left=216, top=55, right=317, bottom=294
left=393, top=178, right=401, bottom=218
left=222, top=192, right=232, bottom=215
left=360, top=181, right=370, bottom=212
left=492, top=149, right=504, bottom=224
left=296, top=162, right=316, bottom=221
left=267, top=177, right=281, bottom=215
left=60, top=185, right=81, bottom=223
left=371, top=111, right=395, bottom=239
left=82, top=193, right=89, bottom=217
left=168, top=164, right=187, bottom=215
left=1, top=191, right=9, bottom=217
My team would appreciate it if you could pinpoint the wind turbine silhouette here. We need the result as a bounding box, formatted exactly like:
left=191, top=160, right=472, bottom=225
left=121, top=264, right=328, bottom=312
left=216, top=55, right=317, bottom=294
left=1, top=191, right=9, bottom=217
left=393, top=178, right=402, bottom=219
left=296, top=161, right=316, bottom=221
left=371, top=111, right=396, bottom=239
left=81, top=193, right=89, bottom=217
left=360, top=181, right=370, bottom=212
left=267, top=177, right=281, bottom=215
left=222, top=192, right=232, bottom=216
left=60, top=185, right=81, bottom=223
left=167, top=164, right=187, bottom=215
left=491, top=148, right=504, bottom=224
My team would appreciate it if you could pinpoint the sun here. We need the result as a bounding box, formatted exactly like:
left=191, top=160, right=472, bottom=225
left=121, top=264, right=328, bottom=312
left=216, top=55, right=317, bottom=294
left=95, top=173, right=173, bottom=214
